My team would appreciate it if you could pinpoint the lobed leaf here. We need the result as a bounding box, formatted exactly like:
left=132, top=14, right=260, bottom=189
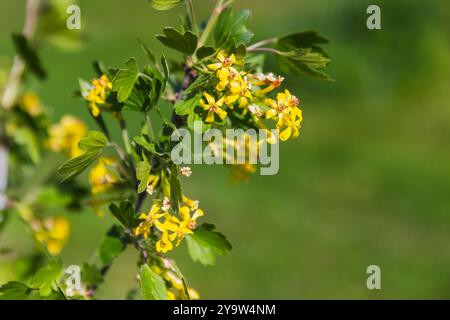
left=156, top=27, right=197, bottom=55
left=139, top=264, right=167, bottom=300
left=112, top=58, right=139, bottom=102
left=187, top=223, right=232, bottom=266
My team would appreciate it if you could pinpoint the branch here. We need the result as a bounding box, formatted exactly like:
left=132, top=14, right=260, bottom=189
left=247, top=38, right=277, bottom=51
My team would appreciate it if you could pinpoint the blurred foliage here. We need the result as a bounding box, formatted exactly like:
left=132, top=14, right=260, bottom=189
left=1, top=0, right=450, bottom=299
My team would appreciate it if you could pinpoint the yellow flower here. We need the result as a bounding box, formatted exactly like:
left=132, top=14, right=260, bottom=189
left=85, top=75, right=112, bottom=117
left=207, top=50, right=237, bottom=72
left=265, top=89, right=299, bottom=120
left=278, top=106, right=303, bottom=141
left=47, top=116, right=87, bottom=158
left=32, top=217, right=70, bottom=256
left=200, top=92, right=227, bottom=123
left=253, top=73, right=285, bottom=96
left=155, top=231, right=176, bottom=253
left=208, top=51, right=239, bottom=92
left=21, top=92, right=44, bottom=116
left=182, top=195, right=199, bottom=211
left=225, top=75, right=253, bottom=108
left=166, top=206, right=204, bottom=245
left=134, top=203, right=165, bottom=239
left=88, top=157, right=120, bottom=194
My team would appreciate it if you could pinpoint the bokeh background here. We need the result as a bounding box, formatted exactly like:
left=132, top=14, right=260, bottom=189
left=1, top=0, right=450, bottom=299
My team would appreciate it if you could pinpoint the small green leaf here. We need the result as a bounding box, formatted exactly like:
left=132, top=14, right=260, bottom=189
left=187, top=112, right=211, bottom=132
left=98, top=225, right=127, bottom=267
left=161, top=54, right=170, bottom=90
left=275, top=31, right=331, bottom=80
left=169, top=163, right=182, bottom=212
left=12, top=34, right=46, bottom=79
left=136, top=155, right=150, bottom=194
left=149, top=0, right=184, bottom=11
left=57, top=151, right=100, bottom=182
left=29, top=259, right=63, bottom=297
left=78, top=131, right=107, bottom=151
left=109, top=201, right=138, bottom=228
left=174, top=94, right=201, bottom=116
left=277, top=48, right=331, bottom=80
left=138, top=40, right=156, bottom=64
left=196, top=46, right=216, bottom=60
left=0, top=282, right=33, bottom=300
left=139, top=264, right=167, bottom=300
left=156, top=27, right=197, bottom=55
left=214, top=8, right=254, bottom=48
left=112, top=58, right=139, bottom=102
left=81, top=263, right=104, bottom=287
left=187, top=223, right=232, bottom=266
left=57, top=131, right=107, bottom=182
left=134, top=135, right=165, bottom=158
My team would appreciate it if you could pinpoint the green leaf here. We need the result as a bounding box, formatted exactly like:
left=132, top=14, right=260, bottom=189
left=109, top=201, right=138, bottom=228
left=13, top=127, right=41, bottom=163
left=112, top=58, right=139, bottom=102
left=275, top=31, right=331, bottom=80
left=174, top=94, right=201, bottom=116
left=187, top=112, right=211, bottom=132
left=12, top=34, right=46, bottom=79
left=29, top=259, right=63, bottom=297
left=196, top=46, right=216, bottom=60
left=78, top=131, right=107, bottom=151
left=139, top=39, right=156, bottom=64
left=81, top=263, right=104, bottom=287
left=277, top=48, right=331, bottom=80
left=187, top=223, right=232, bottom=266
left=98, top=225, right=127, bottom=267
left=169, top=164, right=182, bottom=212
left=139, top=264, right=167, bottom=300
left=57, top=131, right=107, bottom=181
left=123, top=77, right=152, bottom=112
left=277, top=31, right=329, bottom=52
left=161, top=54, right=170, bottom=90
left=149, top=0, right=184, bottom=11
left=57, top=151, right=100, bottom=182
left=136, top=154, right=151, bottom=194
left=0, top=282, right=33, bottom=300
left=134, top=135, right=165, bottom=158
left=214, top=8, right=254, bottom=48
left=156, top=27, right=197, bottom=55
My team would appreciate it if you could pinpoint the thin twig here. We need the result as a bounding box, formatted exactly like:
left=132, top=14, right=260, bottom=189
left=247, top=47, right=280, bottom=54
left=247, top=38, right=277, bottom=51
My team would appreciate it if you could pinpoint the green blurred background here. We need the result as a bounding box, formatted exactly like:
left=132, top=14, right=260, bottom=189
left=1, top=0, right=450, bottom=299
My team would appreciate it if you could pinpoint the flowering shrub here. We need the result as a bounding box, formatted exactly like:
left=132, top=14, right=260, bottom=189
left=0, top=0, right=330, bottom=300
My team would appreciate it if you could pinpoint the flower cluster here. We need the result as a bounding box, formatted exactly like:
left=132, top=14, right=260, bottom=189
left=30, top=216, right=70, bottom=256
left=202, top=51, right=303, bottom=141
left=83, top=75, right=112, bottom=117
left=134, top=195, right=203, bottom=253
